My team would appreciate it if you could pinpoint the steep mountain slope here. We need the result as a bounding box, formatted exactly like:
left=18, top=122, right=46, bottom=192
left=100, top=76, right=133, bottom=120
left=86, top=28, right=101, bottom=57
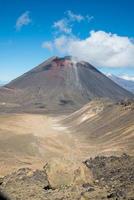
left=61, top=99, right=134, bottom=155
left=107, top=74, right=134, bottom=93
left=0, top=56, right=133, bottom=113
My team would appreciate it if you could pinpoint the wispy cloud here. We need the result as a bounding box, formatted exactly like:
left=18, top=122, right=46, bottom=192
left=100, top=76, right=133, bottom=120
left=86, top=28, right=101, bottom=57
left=66, top=10, right=84, bottom=22
left=53, top=19, right=72, bottom=34
left=42, top=41, right=53, bottom=51
left=52, top=10, right=93, bottom=34
left=15, top=11, right=31, bottom=31
left=66, top=10, right=94, bottom=23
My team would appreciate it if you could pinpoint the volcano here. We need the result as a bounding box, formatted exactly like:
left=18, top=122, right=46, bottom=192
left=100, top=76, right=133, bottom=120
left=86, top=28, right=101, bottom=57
left=0, top=56, right=133, bottom=113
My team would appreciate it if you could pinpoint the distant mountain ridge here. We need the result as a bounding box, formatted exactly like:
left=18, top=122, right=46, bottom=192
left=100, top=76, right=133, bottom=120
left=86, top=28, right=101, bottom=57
left=107, top=74, right=134, bottom=94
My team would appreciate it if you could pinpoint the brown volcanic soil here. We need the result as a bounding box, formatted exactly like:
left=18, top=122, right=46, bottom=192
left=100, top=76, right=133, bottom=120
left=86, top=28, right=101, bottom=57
left=0, top=100, right=133, bottom=177
left=0, top=100, right=133, bottom=199
left=0, top=113, right=95, bottom=176
left=61, top=99, right=134, bottom=156
left=0, top=114, right=78, bottom=176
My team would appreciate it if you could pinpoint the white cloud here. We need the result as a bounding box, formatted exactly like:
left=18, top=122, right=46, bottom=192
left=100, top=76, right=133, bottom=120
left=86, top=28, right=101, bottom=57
left=43, top=11, right=134, bottom=68
left=42, top=41, right=53, bottom=51
left=54, top=35, right=75, bottom=52
left=53, top=19, right=72, bottom=34
left=47, top=30, right=134, bottom=68
left=53, top=10, right=93, bottom=35
left=120, top=75, right=134, bottom=81
left=67, top=10, right=84, bottom=22
left=16, top=11, right=31, bottom=31
left=67, top=10, right=93, bottom=23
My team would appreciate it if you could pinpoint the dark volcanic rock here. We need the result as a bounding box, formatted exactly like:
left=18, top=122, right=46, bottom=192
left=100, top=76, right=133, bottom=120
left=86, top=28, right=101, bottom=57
left=84, top=154, right=134, bottom=199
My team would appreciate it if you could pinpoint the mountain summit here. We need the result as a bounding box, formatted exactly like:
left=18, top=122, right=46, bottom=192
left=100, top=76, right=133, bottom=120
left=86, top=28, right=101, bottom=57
left=1, top=56, right=133, bottom=113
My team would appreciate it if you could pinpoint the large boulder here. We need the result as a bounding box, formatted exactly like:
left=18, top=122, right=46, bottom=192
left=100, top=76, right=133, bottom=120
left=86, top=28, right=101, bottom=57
left=44, top=158, right=93, bottom=188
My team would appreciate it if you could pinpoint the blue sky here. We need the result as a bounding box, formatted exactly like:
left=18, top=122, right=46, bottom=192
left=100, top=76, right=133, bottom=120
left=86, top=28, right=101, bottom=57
left=0, top=0, right=134, bottom=82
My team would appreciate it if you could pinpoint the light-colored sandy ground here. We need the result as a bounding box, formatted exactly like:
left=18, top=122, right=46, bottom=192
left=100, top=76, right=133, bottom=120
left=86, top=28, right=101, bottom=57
left=0, top=113, right=93, bottom=176
left=0, top=101, right=133, bottom=176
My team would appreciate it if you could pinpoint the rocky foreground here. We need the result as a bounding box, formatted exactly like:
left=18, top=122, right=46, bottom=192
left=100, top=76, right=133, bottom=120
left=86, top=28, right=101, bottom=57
left=0, top=154, right=134, bottom=200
